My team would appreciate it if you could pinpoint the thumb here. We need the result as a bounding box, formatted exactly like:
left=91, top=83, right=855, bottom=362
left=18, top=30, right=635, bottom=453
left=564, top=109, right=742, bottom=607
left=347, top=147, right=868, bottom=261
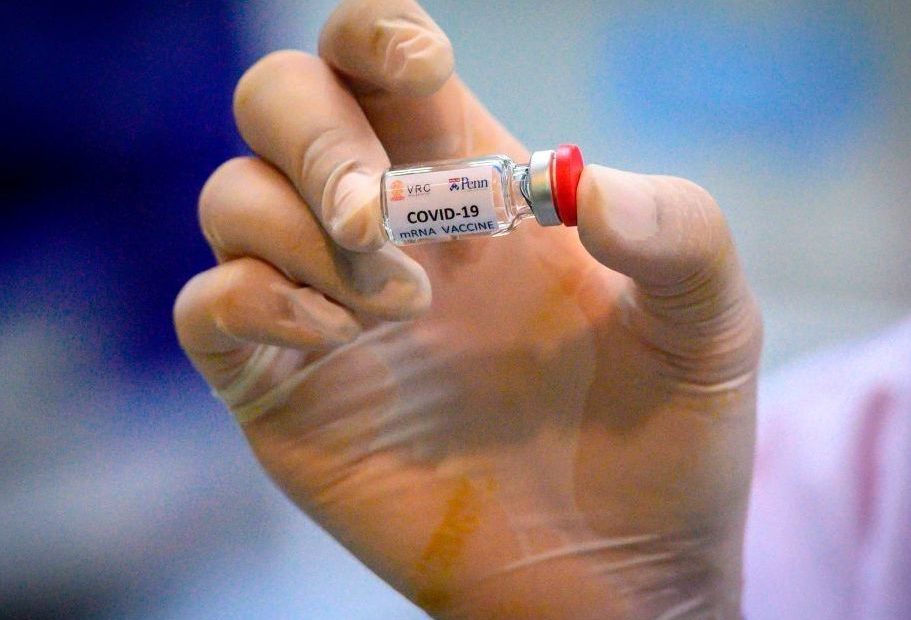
left=576, top=164, right=762, bottom=373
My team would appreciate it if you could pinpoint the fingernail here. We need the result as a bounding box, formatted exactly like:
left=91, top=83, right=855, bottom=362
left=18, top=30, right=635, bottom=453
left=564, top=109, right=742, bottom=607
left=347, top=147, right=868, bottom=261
left=586, top=165, right=659, bottom=242
left=330, top=171, right=384, bottom=251
left=280, top=286, right=361, bottom=343
left=351, top=246, right=432, bottom=319
left=373, top=275, right=432, bottom=319
left=376, top=17, right=453, bottom=96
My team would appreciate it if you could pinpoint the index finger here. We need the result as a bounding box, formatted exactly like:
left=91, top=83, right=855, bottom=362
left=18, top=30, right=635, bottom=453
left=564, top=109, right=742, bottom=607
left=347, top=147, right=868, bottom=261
left=318, top=0, right=525, bottom=164
left=233, top=51, right=390, bottom=252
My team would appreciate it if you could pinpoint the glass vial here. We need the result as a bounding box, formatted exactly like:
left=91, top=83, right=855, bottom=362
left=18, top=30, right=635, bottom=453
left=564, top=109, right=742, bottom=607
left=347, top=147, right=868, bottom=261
left=380, top=144, right=584, bottom=245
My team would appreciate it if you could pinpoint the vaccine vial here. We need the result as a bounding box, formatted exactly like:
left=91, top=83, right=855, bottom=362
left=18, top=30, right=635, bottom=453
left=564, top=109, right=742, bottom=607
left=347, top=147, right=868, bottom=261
left=381, top=144, right=584, bottom=245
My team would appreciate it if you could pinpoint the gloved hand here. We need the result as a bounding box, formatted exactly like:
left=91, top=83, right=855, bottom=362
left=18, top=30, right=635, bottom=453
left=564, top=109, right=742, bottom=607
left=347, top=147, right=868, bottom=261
left=174, top=1, right=762, bottom=617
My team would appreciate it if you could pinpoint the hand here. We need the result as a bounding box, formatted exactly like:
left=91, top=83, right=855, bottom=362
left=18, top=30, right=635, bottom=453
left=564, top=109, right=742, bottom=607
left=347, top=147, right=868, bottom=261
left=174, top=1, right=762, bottom=617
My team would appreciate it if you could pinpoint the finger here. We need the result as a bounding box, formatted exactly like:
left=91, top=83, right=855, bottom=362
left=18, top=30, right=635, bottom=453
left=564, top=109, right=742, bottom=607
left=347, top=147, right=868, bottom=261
left=174, top=257, right=361, bottom=359
left=174, top=257, right=365, bottom=424
left=199, top=157, right=432, bottom=321
left=319, top=0, right=525, bottom=163
left=319, top=0, right=453, bottom=97
left=233, top=50, right=389, bottom=252
left=576, top=165, right=762, bottom=366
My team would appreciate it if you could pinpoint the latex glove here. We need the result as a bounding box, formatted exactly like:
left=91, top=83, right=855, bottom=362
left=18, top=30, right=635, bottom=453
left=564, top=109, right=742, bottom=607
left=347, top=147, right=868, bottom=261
left=174, top=1, right=762, bottom=618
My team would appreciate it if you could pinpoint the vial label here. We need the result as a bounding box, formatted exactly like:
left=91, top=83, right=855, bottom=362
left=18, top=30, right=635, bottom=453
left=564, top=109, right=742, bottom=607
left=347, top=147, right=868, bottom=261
left=384, top=166, right=499, bottom=244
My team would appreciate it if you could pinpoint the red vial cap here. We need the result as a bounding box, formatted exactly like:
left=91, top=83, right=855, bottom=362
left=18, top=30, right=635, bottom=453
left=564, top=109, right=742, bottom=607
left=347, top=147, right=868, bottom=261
left=552, top=144, right=584, bottom=226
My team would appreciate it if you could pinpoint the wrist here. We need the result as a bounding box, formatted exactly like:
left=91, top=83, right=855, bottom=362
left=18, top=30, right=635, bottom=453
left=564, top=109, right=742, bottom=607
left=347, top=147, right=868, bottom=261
left=419, top=524, right=745, bottom=620
left=615, top=524, right=745, bottom=619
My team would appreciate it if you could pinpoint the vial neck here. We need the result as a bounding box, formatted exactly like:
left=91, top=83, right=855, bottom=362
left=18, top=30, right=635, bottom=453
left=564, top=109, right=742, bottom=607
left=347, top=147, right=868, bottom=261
left=510, top=164, right=534, bottom=220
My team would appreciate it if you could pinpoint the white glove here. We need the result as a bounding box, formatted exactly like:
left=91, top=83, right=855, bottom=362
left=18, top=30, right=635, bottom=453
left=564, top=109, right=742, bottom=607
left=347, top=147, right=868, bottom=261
left=175, top=1, right=762, bottom=617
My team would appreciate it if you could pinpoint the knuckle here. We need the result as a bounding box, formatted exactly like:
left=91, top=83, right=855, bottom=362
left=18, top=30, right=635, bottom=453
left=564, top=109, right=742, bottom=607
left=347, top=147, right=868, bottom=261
left=233, top=50, right=321, bottom=120
left=199, top=157, right=254, bottom=211
left=172, top=274, right=199, bottom=330
left=198, top=157, right=257, bottom=246
left=236, top=49, right=304, bottom=92
left=173, top=270, right=214, bottom=351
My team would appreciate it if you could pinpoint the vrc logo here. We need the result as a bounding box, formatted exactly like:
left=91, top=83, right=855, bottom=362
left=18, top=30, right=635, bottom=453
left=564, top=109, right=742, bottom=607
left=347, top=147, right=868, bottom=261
left=390, top=180, right=405, bottom=201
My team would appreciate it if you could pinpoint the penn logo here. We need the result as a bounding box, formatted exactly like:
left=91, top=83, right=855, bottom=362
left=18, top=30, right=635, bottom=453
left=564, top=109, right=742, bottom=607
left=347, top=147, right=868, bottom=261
left=449, top=176, right=488, bottom=191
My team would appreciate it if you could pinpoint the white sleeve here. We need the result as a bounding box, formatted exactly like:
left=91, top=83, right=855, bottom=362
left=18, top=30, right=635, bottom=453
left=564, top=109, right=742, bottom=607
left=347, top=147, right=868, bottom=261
left=743, top=319, right=911, bottom=619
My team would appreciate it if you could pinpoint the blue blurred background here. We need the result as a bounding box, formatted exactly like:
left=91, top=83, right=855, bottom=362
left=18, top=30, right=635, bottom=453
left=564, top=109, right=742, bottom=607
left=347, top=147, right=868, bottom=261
left=2, top=1, right=909, bottom=618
